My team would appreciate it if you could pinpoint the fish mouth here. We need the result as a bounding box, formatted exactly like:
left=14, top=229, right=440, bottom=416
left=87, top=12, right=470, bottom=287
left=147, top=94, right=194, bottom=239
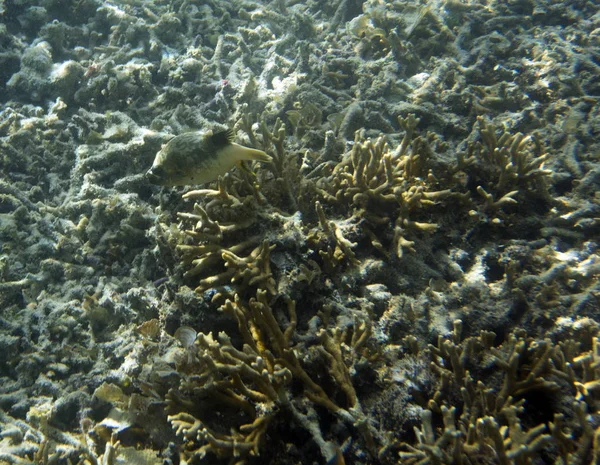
left=146, top=168, right=164, bottom=185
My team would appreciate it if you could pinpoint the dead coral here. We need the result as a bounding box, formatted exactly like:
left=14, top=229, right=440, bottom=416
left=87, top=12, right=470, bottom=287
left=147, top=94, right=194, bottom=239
left=500, top=240, right=600, bottom=316
left=286, top=101, right=323, bottom=138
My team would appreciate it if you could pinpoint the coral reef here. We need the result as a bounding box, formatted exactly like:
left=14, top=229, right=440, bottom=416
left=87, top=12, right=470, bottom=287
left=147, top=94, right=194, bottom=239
left=0, top=0, right=598, bottom=463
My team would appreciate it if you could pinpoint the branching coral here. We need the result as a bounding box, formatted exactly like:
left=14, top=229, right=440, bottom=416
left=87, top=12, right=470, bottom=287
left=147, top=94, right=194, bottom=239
left=1, top=1, right=596, bottom=465
left=387, top=320, right=600, bottom=464
left=163, top=115, right=569, bottom=464
left=313, top=200, right=360, bottom=269
left=166, top=290, right=376, bottom=464
left=0, top=409, right=159, bottom=465
left=313, top=115, right=451, bottom=259
left=397, top=403, right=551, bottom=465
left=170, top=117, right=310, bottom=301
left=174, top=175, right=276, bottom=302
left=456, top=117, right=553, bottom=209
left=238, top=114, right=300, bottom=212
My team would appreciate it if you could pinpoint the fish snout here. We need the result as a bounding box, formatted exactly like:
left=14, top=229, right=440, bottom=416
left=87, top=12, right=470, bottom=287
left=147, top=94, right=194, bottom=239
left=146, top=166, right=165, bottom=185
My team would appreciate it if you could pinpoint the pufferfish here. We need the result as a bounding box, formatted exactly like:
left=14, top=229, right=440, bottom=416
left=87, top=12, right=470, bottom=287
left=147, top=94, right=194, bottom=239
left=146, top=128, right=272, bottom=186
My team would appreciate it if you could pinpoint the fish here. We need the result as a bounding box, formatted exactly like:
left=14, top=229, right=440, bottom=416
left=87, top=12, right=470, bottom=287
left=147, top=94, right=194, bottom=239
left=146, top=128, right=272, bottom=186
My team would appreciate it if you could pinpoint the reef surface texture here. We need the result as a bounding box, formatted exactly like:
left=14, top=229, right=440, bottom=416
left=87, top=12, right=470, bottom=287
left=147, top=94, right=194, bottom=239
left=0, top=0, right=599, bottom=464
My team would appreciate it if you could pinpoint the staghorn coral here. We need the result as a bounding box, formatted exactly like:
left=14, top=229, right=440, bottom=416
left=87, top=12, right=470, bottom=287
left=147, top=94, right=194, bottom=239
left=151, top=111, right=581, bottom=465
left=168, top=117, right=309, bottom=302
left=171, top=112, right=564, bottom=313
left=0, top=408, right=161, bottom=465
left=384, top=319, right=600, bottom=464
left=166, top=290, right=377, bottom=464
left=174, top=176, right=276, bottom=303
left=456, top=117, right=554, bottom=209
left=1, top=0, right=598, bottom=465
left=237, top=115, right=301, bottom=212
left=313, top=115, right=452, bottom=259
left=170, top=115, right=459, bottom=303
